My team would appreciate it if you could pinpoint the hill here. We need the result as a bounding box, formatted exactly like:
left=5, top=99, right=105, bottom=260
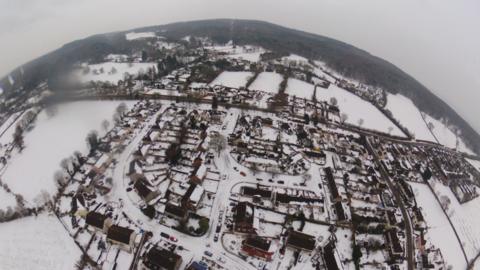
left=1, top=18, right=479, bottom=153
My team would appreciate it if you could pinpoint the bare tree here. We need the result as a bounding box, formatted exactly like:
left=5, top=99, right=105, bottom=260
left=54, top=170, right=67, bottom=188
left=102, top=119, right=110, bottom=132
left=208, top=133, right=227, bottom=156
left=34, top=189, right=52, bottom=208
left=60, top=158, right=73, bottom=176
left=86, top=130, right=99, bottom=154
left=116, top=102, right=128, bottom=118
left=329, top=97, right=338, bottom=106
left=45, top=105, right=58, bottom=118
left=357, top=118, right=364, bottom=127
left=13, top=125, right=24, bottom=149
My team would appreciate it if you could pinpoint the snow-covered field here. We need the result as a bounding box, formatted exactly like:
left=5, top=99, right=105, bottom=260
left=0, top=188, right=17, bottom=210
left=316, top=85, right=405, bottom=136
left=411, top=182, right=467, bottom=269
left=0, top=214, right=81, bottom=269
left=248, top=72, right=283, bottom=94
left=423, top=114, right=474, bottom=153
left=125, top=31, right=156, bottom=40
left=430, top=181, right=480, bottom=261
left=209, top=71, right=252, bottom=89
left=386, top=93, right=435, bottom=141
left=77, top=62, right=157, bottom=84
left=285, top=78, right=315, bottom=99
left=285, top=79, right=404, bottom=135
left=1, top=101, right=134, bottom=203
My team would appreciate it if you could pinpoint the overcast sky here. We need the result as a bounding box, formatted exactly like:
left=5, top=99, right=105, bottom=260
left=0, top=0, right=479, bottom=133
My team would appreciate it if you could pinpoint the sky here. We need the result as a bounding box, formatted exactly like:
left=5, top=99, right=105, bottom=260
left=0, top=0, right=479, bottom=133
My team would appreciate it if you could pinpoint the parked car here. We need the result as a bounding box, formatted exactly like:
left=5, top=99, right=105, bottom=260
left=169, top=236, right=178, bottom=242
left=160, top=232, right=170, bottom=239
left=204, top=250, right=213, bottom=257
left=240, top=171, right=246, bottom=176
left=214, top=234, right=219, bottom=242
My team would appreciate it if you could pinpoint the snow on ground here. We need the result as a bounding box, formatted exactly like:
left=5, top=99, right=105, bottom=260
left=386, top=93, right=435, bottom=141
left=248, top=72, right=283, bottom=94
left=125, top=32, right=156, bottom=40
left=0, top=110, right=25, bottom=145
left=411, top=182, right=467, bottom=269
left=431, top=181, right=480, bottom=260
left=227, top=52, right=263, bottom=62
left=423, top=114, right=474, bottom=153
left=466, top=158, right=480, bottom=173
left=0, top=188, right=17, bottom=210
left=0, top=213, right=81, bottom=270
left=285, top=78, right=315, bottom=99
left=286, top=79, right=404, bottom=135
left=316, top=85, right=405, bottom=136
left=2, top=101, right=135, bottom=203
left=77, top=62, right=157, bottom=84
left=281, top=54, right=309, bottom=66
left=210, top=71, right=252, bottom=89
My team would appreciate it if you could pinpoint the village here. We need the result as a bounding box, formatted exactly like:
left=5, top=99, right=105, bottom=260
left=0, top=32, right=480, bottom=270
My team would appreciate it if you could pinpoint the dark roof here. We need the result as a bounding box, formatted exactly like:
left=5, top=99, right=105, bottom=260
left=235, top=202, right=254, bottom=224
left=324, top=167, right=340, bottom=199
left=145, top=247, right=181, bottom=270
left=244, top=237, right=271, bottom=251
left=323, top=242, right=339, bottom=270
left=334, top=202, right=346, bottom=221
left=134, top=180, right=153, bottom=199
left=165, top=203, right=188, bottom=218
left=304, top=150, right=326, bottom=158
left=107, top=225, right=134, bottom=244
left=386, top=229, right=403, bottom=254
left=242, top=186, right=272, bottom=198
left=187, top=262, right=208, bottom=270
left=85, top=211, right=108, bottom=229
left=286, top=230, right=316, bottom=251
left=182, top=183, right=197, bottom=203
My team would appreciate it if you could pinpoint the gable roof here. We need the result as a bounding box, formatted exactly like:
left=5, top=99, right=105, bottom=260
left=244, top=236, right=271, bottom=252
left=286, top=230, right=316, bottom=251
left=85, top=211, right=108, bottom=229
left=107, top=225, right=134, bottom=244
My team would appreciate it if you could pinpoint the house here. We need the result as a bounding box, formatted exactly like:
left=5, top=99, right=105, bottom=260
left=322, top=241, right=340, bottom=270
left=134, top=179, right=160, bottom=204
left=181, top=183, right=204, bottom=210
left=325, top=167, right=341, bottom=202
left=286, top=230, right=316, bottom=252
left=234, top=202, right=259, bottom=233
left=85, top=211, right=112, bottom=233
left=164, top=203, right=189, bottom=221
left=142, top=247, right=182, bottom=270
left=241, top=236, right=274, bottom=261
left=385, top=229, right=403, bottom=258
left=106, top=225, right=137, bottom=253
left=190, top=164, right=207, bottom=184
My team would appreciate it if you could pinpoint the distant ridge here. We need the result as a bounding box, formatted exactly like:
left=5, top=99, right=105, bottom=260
left=1, top=19, right=478, bottom=153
